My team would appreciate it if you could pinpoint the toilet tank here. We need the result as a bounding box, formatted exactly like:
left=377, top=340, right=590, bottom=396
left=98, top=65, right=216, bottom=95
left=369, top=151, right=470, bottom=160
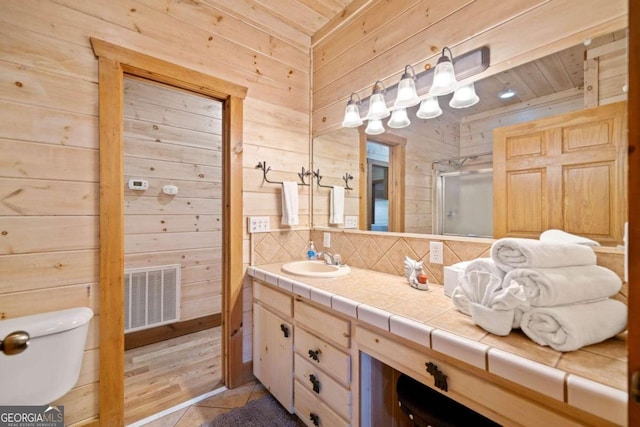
left=0, top=307, right=94, bottom=405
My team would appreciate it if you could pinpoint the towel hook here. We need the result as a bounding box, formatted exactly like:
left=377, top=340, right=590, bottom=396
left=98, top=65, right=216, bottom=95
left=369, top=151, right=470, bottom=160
left=255, top=161, right=283, bottom=184
left=313, top=169, right=353, bottom=190
left=298, top=167, right=312, bottom=186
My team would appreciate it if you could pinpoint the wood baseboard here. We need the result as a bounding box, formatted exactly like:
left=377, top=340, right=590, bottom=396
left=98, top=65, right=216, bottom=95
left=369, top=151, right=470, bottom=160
left=239, top=360, right=255, bottom=386
left=125, top=313, right=222, bottom=351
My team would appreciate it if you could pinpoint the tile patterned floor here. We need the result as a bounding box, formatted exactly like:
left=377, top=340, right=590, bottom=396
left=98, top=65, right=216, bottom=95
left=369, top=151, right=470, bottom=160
left=141, top=380, right=268, bottom=426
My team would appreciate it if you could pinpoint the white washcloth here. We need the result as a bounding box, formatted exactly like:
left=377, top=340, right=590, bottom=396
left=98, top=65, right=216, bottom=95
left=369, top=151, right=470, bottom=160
left=464, top=258, right=506, bottom=281
left=280, top=181, right=299, bottom=226
left=330, top=185, right=344, bottom=224
left=491, top=237, right=596, bottom=272
left=451, top=271, right=528, bottom=336
left=520, top=299, right=627, bottom=352
left=539, top=229, right=600, bottom=246
left=503, top=265, right=621, bottom=307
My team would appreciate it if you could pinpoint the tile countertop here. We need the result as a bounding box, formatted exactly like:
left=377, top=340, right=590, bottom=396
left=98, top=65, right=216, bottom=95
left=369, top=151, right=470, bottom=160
left=248, top=262, right=628, bottom=426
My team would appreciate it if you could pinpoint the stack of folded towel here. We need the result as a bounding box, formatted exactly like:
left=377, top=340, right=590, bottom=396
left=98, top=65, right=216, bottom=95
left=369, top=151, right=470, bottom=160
left=452, top=236, right=627, bottom=351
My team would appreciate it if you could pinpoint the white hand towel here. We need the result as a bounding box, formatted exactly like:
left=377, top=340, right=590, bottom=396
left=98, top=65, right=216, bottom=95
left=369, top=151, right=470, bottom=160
left=520, top=299, right=627, bottom=352
left=452, top=271, right=528, bottom=336
left=491, top=237, right=597, bottom=272
left=464, top=258, right=506, bottom=281
left=280, top=181, right=299, bottom=226
left=540, top=229, right=600, bottom=246
left=503, top=265, right=622, bottom=307
left=330, top=185, right=345, bottom=224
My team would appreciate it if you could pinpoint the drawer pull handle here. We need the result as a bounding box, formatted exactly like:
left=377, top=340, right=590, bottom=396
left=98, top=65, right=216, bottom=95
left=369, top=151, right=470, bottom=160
left=309, top=374, right=321, bottom=394
left=280, top=324, right=290, bottom=338
left=308, top=349, right=321, bottom=362
left=426, top=361, right=448, bottom=391
left=309, top=412, right=320, bottom=426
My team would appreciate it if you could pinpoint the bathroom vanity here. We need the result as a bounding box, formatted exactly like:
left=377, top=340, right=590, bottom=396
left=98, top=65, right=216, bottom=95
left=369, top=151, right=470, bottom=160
left=249, top=263, right=626, bottom=427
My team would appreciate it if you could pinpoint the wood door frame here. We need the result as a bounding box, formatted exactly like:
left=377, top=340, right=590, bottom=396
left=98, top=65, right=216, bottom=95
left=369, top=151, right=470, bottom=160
left=358, top=130, right=406, bottom=232
left=90, top=38, right=247, bottom=425
left=629, top=1, right=639, bottom=424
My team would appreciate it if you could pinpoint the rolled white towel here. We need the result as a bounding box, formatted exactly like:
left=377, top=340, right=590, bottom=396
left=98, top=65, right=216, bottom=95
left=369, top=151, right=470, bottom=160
left=540, top=229, right=600, bottom=246
left=520, top=299, right=627, bottom=352
left=503, top=265, right=621, bottom=307
left=491, top=237, right=596, bottom=272
left=464, top=258, right=506, bottom=281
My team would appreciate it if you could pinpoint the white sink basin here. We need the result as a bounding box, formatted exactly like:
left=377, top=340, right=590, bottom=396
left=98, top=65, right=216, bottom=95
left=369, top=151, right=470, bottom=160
left=281, top=260, right=350, bottom=278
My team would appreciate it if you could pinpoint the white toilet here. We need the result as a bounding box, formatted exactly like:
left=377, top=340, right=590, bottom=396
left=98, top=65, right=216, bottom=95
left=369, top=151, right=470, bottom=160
left=0, top=307, right=94, bottom=405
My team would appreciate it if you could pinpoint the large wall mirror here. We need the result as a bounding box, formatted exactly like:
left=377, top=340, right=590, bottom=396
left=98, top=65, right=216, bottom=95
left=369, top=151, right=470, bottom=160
left=312, top=29, right=628, bottom=245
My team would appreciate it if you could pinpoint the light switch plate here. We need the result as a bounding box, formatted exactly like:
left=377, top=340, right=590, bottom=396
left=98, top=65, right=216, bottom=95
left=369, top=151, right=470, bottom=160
left=345, top=216, right=358, bottom=229
left=430, top=241, right=443, bottom=264
left=248, top=216, right=270, bottom=233
left=323, top=232, right=331, bottom=248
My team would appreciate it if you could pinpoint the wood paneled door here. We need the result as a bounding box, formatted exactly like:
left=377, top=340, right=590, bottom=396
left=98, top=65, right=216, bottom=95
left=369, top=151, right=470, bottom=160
left=493, top=101, right=627, bottom=245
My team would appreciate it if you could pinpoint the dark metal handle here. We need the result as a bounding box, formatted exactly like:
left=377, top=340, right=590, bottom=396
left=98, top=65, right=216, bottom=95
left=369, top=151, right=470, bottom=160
left=280, top=324, right=289, bottom=338
left=309, top=374, right=321, bottom=394
left=0, top=331, right=30, bottom=356
left=308, top=349, right=321, bottom=362
left=426, top=361, right=448, bottom=391
left=309, top=412, right=320, bottom=426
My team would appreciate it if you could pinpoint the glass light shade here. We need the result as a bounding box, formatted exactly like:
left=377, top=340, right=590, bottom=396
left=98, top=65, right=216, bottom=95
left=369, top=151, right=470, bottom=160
left=449, top=82, right=479, bottom=109
left=393, top=76, right=421, bottom=108
left=416, top=95, right=443, bottom=119
left=498, top=88, right=516, bottom=99
left=387, top=108, right=410, bottom=128
left=429, top=58, right=457, bottom=96
left=365, top=119, right=385, bottom=135
left=366, top=92, right=390, bottom=120
left=341, top=101, right=363, bottom=127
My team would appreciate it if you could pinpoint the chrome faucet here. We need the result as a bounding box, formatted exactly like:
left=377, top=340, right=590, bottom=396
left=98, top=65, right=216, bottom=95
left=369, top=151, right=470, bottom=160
left=318, top=251, right=342, bottom=266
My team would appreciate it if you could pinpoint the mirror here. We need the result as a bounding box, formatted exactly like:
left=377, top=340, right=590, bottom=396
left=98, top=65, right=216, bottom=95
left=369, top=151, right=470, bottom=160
left=312, top=30, right=628, bottom=241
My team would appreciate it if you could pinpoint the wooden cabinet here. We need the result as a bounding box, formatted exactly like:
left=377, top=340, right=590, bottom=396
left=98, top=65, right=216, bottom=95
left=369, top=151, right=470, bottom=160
left=493, top=101, right=627, bottom=245
left=252, top=280, right=353, bottom=426
left=252, top=282, right=294, bottom=412
left=294, top=299, right=352, bottom=427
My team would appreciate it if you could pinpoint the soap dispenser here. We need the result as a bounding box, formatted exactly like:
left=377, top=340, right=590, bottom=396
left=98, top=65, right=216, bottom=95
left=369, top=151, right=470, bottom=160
left=307, top=241, right=317, bottom=260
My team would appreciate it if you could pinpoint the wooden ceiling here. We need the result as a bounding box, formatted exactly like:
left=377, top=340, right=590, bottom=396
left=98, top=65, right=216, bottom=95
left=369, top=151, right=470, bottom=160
left=208, top=0, right=367, bottom=49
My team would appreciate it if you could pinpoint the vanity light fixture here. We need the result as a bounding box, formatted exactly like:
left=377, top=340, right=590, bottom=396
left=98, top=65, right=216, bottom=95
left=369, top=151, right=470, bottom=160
left=387, top=107, right=411, bottom=128
left=341, top=93, right=363, bottom=127
left=429, top=47, right=458, bottom=96
left=416, top=95, right=443, bottom=119
left=366, top=81, right=390, bottom=120
left=449, top=82, right=480, bottom=108
left=340, top=46, right=490, bottom=134
left=393, top=65, right=421, bottom=108
left=498, top=87, right=517, bottom=99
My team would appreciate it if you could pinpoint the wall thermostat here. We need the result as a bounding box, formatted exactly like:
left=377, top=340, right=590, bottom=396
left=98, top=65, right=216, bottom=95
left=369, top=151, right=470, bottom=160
left=128, top=179, right=148, bottom=191
left=162, top=185, right=179, bottom=195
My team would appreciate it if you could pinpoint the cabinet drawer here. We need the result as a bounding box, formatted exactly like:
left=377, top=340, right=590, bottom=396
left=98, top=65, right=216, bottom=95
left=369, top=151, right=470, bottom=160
left=356, top=326, right=585, bottom=427
left=295, top=299, right=350, bottom=348
left=295, top=353, right=351, bottom=421
left=254, top=281, right=292, bottom=317
left=295, top=380, right=350, bottom=427
left=295, top=327, right=351, bottom=386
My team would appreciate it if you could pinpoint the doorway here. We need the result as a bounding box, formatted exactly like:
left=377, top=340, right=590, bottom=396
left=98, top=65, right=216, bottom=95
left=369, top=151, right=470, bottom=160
left=92, top=39, right=246, bottom=425
left=359, top=132, right=406, bottom=232
left=121, top=76, right=225, bottom=423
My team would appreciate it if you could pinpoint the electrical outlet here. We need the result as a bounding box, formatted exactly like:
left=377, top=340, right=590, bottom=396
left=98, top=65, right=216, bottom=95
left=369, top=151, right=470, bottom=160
left=248, top=216, right=270, bottom=233
left=430, top=241, right=444, bottom=264
left=344, top=216, right=358, bottom=229
left=323, top=232, right=331, bottom=248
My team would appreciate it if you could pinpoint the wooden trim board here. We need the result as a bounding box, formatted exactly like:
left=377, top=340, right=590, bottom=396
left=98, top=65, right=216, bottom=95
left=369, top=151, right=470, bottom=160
left=124, top=314, right=222, bottom=351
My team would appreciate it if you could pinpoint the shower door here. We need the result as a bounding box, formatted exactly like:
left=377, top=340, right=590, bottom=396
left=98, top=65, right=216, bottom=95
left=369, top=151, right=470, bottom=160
left=436, top=169, right=493, bottom=237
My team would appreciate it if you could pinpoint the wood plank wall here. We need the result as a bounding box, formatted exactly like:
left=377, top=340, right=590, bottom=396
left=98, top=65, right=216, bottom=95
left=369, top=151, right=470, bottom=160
left=0, top=1, right=310, bottom=425
left=123, top=77, right=223, bottom=322
left=312, top=0, right=628, bottom=136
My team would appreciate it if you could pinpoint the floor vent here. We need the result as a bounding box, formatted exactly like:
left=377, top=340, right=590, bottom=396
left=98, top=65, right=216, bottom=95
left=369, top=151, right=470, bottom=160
left=124, top=264, right=181, bottom=333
